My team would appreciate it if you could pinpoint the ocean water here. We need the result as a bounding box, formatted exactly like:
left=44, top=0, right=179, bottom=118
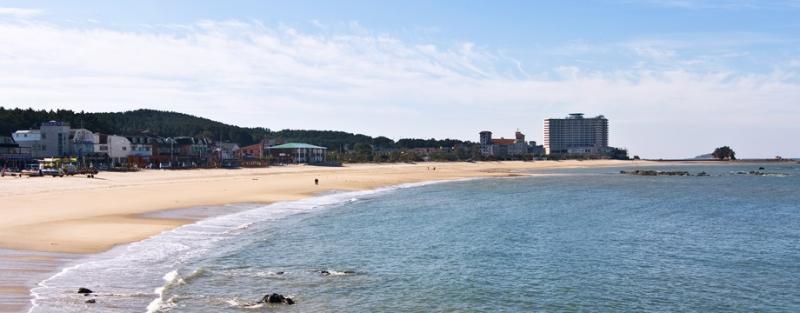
left=29, top=163, right=800, bottom=312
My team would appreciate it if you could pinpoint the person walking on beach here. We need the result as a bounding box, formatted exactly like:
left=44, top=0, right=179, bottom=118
left=315, top=178, right=319, bottom=185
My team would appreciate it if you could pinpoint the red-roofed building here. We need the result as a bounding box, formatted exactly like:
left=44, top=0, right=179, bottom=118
left=237, top=142, right=265, bottom=160
left=491, top=138, right=516, bottom=145
left=479, top=130, right=543, bottom=158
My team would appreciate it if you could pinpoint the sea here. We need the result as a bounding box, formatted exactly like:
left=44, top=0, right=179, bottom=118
left=28, top=162, right=800, bottom=312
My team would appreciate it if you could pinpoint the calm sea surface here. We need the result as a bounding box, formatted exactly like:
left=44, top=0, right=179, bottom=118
left=30, top=163, right=800, bottom=312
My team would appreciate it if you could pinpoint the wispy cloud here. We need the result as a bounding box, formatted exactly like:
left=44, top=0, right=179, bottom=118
left=0, top=19, right=798, bottom=158
left=0, top=7, right=42, bottom=18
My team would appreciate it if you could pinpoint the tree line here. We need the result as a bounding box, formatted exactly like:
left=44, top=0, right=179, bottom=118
left=0, top=107, right=473, bottom=150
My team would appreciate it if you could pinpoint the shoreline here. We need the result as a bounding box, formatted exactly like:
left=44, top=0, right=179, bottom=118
left=1, top=160, right=652, bottom=311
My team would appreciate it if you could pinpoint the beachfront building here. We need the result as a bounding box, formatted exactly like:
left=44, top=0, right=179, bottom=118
left=479, top=130, right=542, bottom=158
left=528, top=141, right=546, bottom=156
left=125, top=135, right=155, bottom=167
left=12, top=130, right=42, bottom=157
left=266, top=143, right=327, bottom=164
left=13, top=123, right=95, bottom=159
left=171, top=137, right=212, bottom=167
left=207, top=142, right=241, bottom=168
left=544, top=113, right=609, bottom=156
left=38, top=121, right=72, bottom=157
left=94, top=134, right=132, bottom=167
left=0, top=137, right=20, bottom=155
left=70, top=128, right=96, bottom=158
left=154, top=137, right=177, bottom=167
left=238, top=142, right=265, bottom=160
left=0, top=136, right=31, bottom=169
left=216, top=142, right=240, bottom=160
left=237, top=142, right=266, bottom=167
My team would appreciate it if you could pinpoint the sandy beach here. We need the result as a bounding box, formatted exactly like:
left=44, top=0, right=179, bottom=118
left=0, top=160, right=648, bottom=311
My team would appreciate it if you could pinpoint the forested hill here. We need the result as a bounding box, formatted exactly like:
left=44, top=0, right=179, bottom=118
left=0, top=107, right=473, bottom=149
left=0, top=107, right=270, bottom=146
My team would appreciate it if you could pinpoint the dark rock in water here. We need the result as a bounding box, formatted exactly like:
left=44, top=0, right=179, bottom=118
left=85, top=299, right=96, bottom=304
left=622, top=169, right=694, bottom=177
left=264, top=293, right=284, bottom=303
left=259, top=293, right=294, bottom=305
left=77, top=288, right=93, bottom=295
left=320, top=270, right=331, bottom=276
left=759, top=167, right=765, bottom=170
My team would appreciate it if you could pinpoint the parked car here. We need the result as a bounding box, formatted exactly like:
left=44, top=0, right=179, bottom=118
left=41, top=167, right=63, bottom=177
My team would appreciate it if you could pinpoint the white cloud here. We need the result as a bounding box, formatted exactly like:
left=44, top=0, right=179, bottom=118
left=0, top=7, right=42, bottom=18
left=0, top=20, right=798, bottom=158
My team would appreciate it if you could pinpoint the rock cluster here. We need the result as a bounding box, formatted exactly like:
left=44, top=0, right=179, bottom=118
left=620, top=170, right=692, bottom=176
left=77, top=288, right=93, bottom=295
left=259, top=293, right=295, bottom=305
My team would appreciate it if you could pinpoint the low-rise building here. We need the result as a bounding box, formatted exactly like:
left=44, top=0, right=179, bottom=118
left=12, top=130, right=42, bottom=157
left=266, top=143, right=327, bottom=164
left=238, top=141, right=266, bottom=160
left=94, top=134, right=132, bottom=167
left=0, top=137, right=20, bottom=154
left=39, top=121, right=72, bottom=157
left=479, top=130, right=538, bottom=158
left=171, top=137, right=212, bottom=167
left=0, top=136, right=31, bottom=169
left=216, top=142, right=240, bottom=160
left=70, top=128, right=95, bottom=157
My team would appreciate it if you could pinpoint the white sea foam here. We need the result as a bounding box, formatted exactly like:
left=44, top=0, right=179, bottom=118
left=28, top=179, right=461, bottom=313
left=145, top=270, right=184, bottom=313
left=324, top=270, right=354, bottom=276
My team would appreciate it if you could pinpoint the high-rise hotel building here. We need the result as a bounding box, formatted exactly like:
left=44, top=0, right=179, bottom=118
left=544, top=113, right=609, bottom=155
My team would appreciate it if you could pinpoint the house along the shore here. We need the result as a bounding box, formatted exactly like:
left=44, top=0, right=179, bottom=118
left=266, top=143, right=327, bottom=164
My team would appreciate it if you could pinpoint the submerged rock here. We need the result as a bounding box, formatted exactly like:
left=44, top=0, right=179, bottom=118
left=77, top=288, right=93, bottom=295
left=320, top=269, right=355, bottom=276
left=85, top=299, right=96, bottom=304
left=259, top=293, right=294, bottom=305
left=621, top=170, right=693, bottom=176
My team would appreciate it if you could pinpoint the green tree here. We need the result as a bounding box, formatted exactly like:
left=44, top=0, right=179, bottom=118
left=353, top=143, right=373, bottom=162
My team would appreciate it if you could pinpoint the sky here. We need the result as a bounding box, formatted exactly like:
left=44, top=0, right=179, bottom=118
left=0, top=0, right=798, bottom=158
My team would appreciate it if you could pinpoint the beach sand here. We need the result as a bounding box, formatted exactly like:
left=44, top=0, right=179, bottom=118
left=0, top=160, right=650, bottom=311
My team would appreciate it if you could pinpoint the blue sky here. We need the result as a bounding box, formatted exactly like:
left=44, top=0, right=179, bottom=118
left=1, top=0, right=799, bottom=158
